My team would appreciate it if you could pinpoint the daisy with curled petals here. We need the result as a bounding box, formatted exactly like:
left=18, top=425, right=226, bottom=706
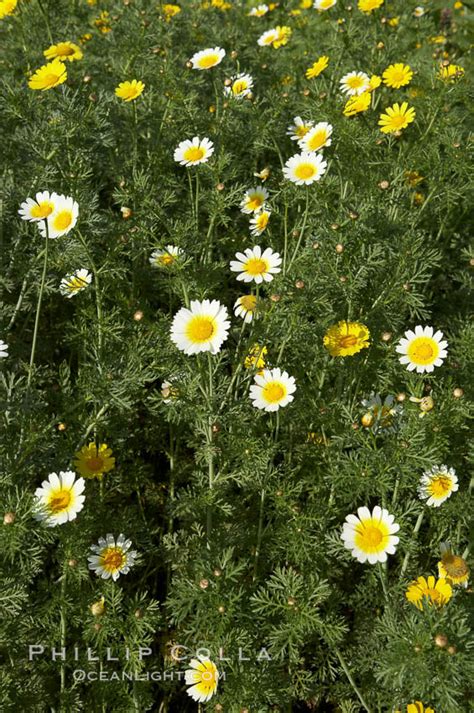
left=396, top=325, right=447, bottom=373
left=298, top=122, right=333, bottom=152
left=44, top=41, right=83, bottom=62
left=38, top=194, right=79, bottom=239
left=190, top=47, right=225, bottom=70
left=323, top=321, right=370, bottom=357
left=224, top=73, right=253, bottom=99
left=34, top=471, right=85, bottom=527
left=313, top=0, right=337, bottom=10
left=174, top=137, right=214, bottom=167
left=358, top=0, right=384, bottom=11
left=18, top=191, right=59, bottom=222
left=234, top=295, right=258, bottom=323
left=0, top=340, right=8, bottom=358
left=149, top=245, right=184, bottom=268
left=343, top=92, right=371, bottom=117
left=341, top=506, right=400, bottom=564
left=28, top=59, right=67, bottom=90
left=379, top=102, right=416, bottom=134
left=59, top=269, right=92, bottom=298
left=287, top=116, right=314, bottom=141
left=115, top=79, right=145, bottom=102
left=438, top=63, right=464, bottom=82
left=438, top=543, right=469, bottom=588
left=306, top=56, right=329, bottom=79
left=248, top=3, right=269, bottom=16
left=382, top=63, right=413, bottom=89
left=418, top=465, right=458, bottom=507
left=283, top=152, right=327, bottom=185
left=170, top=299, right=230, bottom=355
left=88, top=534, right=137, bottom=581
left=74, top=442, right=115, bottom=480
left=249, top=209, right=271, bottom=237
left=405, top=575, right=452, bottom=610
left=185, top=655, right=219, bottom=703
left=340, top=71, right=371, bottom=96
left=0, top=0, right=18, bottom=19
left=250, top=367, right=296, bottom=412
left=240, top=186, right=269, bottom=214
left=230, top=245, right=281, bottom=284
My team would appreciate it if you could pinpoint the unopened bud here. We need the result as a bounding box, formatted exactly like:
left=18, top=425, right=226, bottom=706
left=335, top=243, right=344, bottom=253
left=3, top=512, right=15, bottom=525
left=199, top=579, right=209, bottom=590
left=133, top=310, right=144, bottom=321
left=435, top=633, right=448, bottom=648
left=381, top=331, right=392, bottom=342
left=453, top=388, right=464, bottom=398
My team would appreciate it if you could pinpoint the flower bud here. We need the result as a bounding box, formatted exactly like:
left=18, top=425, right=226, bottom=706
left=3, top=512, right=15, bottom=525
left=435, top=633, right=448, bottom=648
left=199, top=579, right=209, bottom=590
left=90, top=597, right=106, bottom=617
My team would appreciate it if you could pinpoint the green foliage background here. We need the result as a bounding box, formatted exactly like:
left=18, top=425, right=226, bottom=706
left=0, top=0, right=473, bottom=710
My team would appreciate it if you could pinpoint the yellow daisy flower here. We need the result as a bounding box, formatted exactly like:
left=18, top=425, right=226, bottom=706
left=382, top=63, right=413, bottom=89
left=73, top=443, right=115, bottom=480
left=369, top=74, right=382, bottom=90
left=273, top=25, right=292, bottom=48
left=28, top=59, right=67, bottom=91
left=343, top=92, right=371, bottom=116
left=395, top=704, right=435, bottom=713
left=323, top=321, right=370, bottom=357
left=405, top=576, right=452, bottom=611
left=44, top=41, right=83, bottom=62
left=0, top=0, right=17, bottom=19
left=305, top=55, right=329, bottom=79
left=115, top=80, right=145, bottom=102
left=358, top=0, right=384, bottom=11
left=438, top=63, right=465, bottom=82
left=378, top=102, right=416, bottom=134
left=244, top=344, right=267, bottom=370
left=163, top=3, right=181, bottom=20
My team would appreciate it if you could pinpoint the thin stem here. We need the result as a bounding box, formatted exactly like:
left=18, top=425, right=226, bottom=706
left=60, top=572, right=67, bottom=697
left=206, top=353, right=214, bottom=547
left=76, top=230, right=103, bottom=359
left=36, top=0, right=53, bottom=44
left=195, top=172, right=200, bottom=231
left=253, top=488, right=265, bottom=582
left=27, top=230, right=49, bottom=387
left=187, top=169, right=195, bottom=221
left=377, top=562, right=389, bottom=603
left=286, top=188, right=310, bottom=274
left=399, top=510, right=424, bottom=580
left=334, top=648, right=371, bottom=712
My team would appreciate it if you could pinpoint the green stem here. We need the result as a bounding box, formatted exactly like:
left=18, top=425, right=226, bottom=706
left=60, top=572, right=67, bottom=699
left=377, top=562, right=389, bottom=603
left=187, top=169, right=195, bottom=221
left=76, top=230, right=103, bottom=359
left=206, top=353, right=214, bottom=547
left=334, top=648, right=371, bottom=712
left=253, top=487, right=265, bottom=582
left=286, top=188, right=310, bottom=274
left=36, top=0, right=53, bottom=44
left=399, top=510, right=424, bottom=580
left=195, top=171, right=200, bottom=231
left=28, top=230, right=49, bottom=387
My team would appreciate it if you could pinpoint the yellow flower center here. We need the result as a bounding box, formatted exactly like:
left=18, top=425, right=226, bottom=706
left=186, top=316, right=216, bottom=342
left=56, top=45, right=75, bottom=57
left=295, top=125, right=310, bottom=138
left=43, top=73, right=62, bottom=87
left=429, top=475, right=452, bottom=497
left=245, top=257, right=268, bottom=275
left=31, top=201, right=54, bottom=218
left=347, top=76, right=365, bottom=89
left=390, top=114, right=407, bottom=128
left=102, top=547, right=125, bottom=572
left=87, top=456, right=104, bottom=472
left=339, top=334, right=358, bottom=348
left=442, top=554, right=468, bottom=578
left=246, top=195, right=264, bottom=211
left=48, top=489, right=71, bottom=513
left=232, top=79, right=248, bottom=95
left=391, top=69, right=406, bottom=84
left=53, top=210, right=73, bottom=231
left=67, top=276, right=87, bottom=291
left=294, top=163, right=316, bottom=180
left=263, top=382, right=286, bottom=403
left=407, top=336, right=438, bottom=364
left=184, top=146, right=205, bottom=162
left=321, top=0, right=333, bottom=7
left=361, top=525, right=382, bottom=546
left=240, top=295, right=257, bottom=311
left=158, top=254, right=174, bottom=265
left=306, top=130, right=327, bottom=151
left=198, top=54, right=219, bottom=68
left=354, top=518, right=389, bottom=552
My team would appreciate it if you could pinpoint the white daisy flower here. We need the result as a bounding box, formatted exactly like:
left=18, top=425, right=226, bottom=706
left=59, top=268, right=92, bottom=298
left=240, top=186, right=269, bottom=214
left=257, top=28, right=279, bottom=47
left=298, top=122, right=333, bottom=152
left=224, top=73, right=253, bottom=99
left=189, top=47, right=225, bottom=70
left=314, top=0, right=337, bottom=10
left=249, top=209, right=271, bottom=236
left=230, top=245, right=281, bottom=284
left=413, top=6, right=425, bottom=17
left=340, top=71, right=371, bottom=96
left=418, top=465, right=458, bottom=507
left=88, top=533, right=138, bottom=581
left=287, top=116, right=314, bottom=141
left=0, top=340, right=8, bottom=358
left=249, top=367, right=296, bottom=412
left=234, top=295, right=259, bottom=323
left=185, top=655, right=219, bottom=703
left=283, top=152, right=328, bottom=185
left=395, top=325, right=448, bottom=374
left=248, top=4, right=269, bottom=16
left=18, top=190, right=59, bottom=222
left=170, top=299, right=230, bottom=356
left=149, top=245, right=184, bottom=267
left=34, top=471, right=85, bottom=527
left=173, top=137, right=214, bottom=167
left=341, top=506, right=400, bottom=564
left=38, top=194, right=79, bottom=239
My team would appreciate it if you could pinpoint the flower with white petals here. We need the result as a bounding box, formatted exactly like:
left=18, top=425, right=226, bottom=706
left=88, top=534, right=137, bottom=581
left=287, top=116, right=314, bottom=141
left=189, top=47, right=225, bottom=70
left=38, top=194, right=79, bottom=239
left=59, top=269, right=92, bottom=298
left=230, top=245, right=281, bottom=284
left=224, top=73, right=253, bottom=99
left=314, top=0, right=337, bottom=10
left=0, top=340, right=8, bottom=358
left=174, top=137, right=214, bottom=167
left=234, top=295, right=258, bottom=323
left=149, top=245, right=184, bottom=268
left=34, top=471, right=85, bottom=527
left=18, top=190, right=59, bottom=222
left=283, top=152, right=327, bottom=185
left=396, top=326, right=448, bottom=374
left=170, top=300, right=230, bottom=355
left=249, top=210, right=271, bottom=236
left=240, top=187, right=269, bottom=214
left=298, top=122, right=333, bottom=152
left=340, top=71, right=371, bottom=96
left=248, top=4, right=269, bottom=16
left=250, top=367, right=296, bottom=412
left=341, top=506, right=400, bottom=564
left=418, top=465, right=458, bottom=507
left=185, top=656, right=219, bottom=702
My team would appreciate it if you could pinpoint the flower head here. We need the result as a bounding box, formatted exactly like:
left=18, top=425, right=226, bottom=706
left=28, top=59, right=67, bottom=91
left=379, top=102, right=416, bottom=134
left=59, top=269, right=92, bottom=298
left=438, top=544, right=469, bottom=588
left=298, top=122, right=333, bottom=152
left=248, top=4, right=269, bottom=16
left=323, top=321, right=370, bottom=357
left=224, top=73, right=253, bottom=99
left=360, top=393, right=402, bottom=434
left=115, top=79, right=145, bottom=102
left=174, top=137, right=214, bottom=166
left=382, top=63, right=413, bottom=88
left=396, top=326, right=447, bottom=373
left=0, top=0, right=18, bottom=19
left=190, top=47, right=225, bottom=70
left=313, top=0, right=337, bottom=9
left=343, top=92, right=371, bottom=116
left=0, top=340, right=8, bottom=358
left=44, top=41, right=83, bottom=62
left=74, top=443, right=115, bottom=480
left=170, top=300, right=230, bottom=355
left=234, top=295, right=258, bottom=323
left=230, top=245, right=281, bottom=284
left=88, top=534, right=137, bottom=581
left=418, top=465, right=458, bottom=507
left=34, top=471, right=85, bottom=527
left=249, top=210, right=271, bottom=236
left=18, top=191, right=59, bottom=222
left=240, top=187, right=269, bottom=214
left=149, top=245, right=184, bottom=268
left=258, top=26, right=291, bottom=48
left=405, top=576, right=452, bottom=610
left=185, top=656, right=219, bottom=702
left=38, top=194, right=79, bottom=239
left=306, top=56, right=329, bottom=79
left=340, top=71, right=370, bottom=96
left=341, top=506, right=400, bottom=564
left=250, top=367, right=296, bottom=412
left=358, top=0, right=384, bottom=11
left=245, top=344, right=267, bottom=370
left=163, top=4, right=181, bottom=20
left=438, top=63, right=465, bottom=82
left=287, top=116, right=314, bottom=141
left=283, top=152, right=327, bottom=185
left=396, top=704, right=435, bottom=713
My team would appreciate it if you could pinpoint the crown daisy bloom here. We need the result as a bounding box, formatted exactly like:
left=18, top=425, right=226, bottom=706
left=234, top=295, right=258, bottom=323
left=396, top=326, right=447, bottom=373
left=59, top=269, right=92, bottom=298
left=379, top=102, right=416, bottom=134
left=306, top=55, right=329, bottom=79
left=343, top=92, right=371, bottom=117
left=170, top=299, right=230, bottom=355
left=341, top=506, right=400, bottom=564
left=0, top=340, right=8, bottom=358
left=418, top=465, right=458, bottom=507
left=250, top=367, right=296, bottom=412
left=272, top=25, right=292, bottom=48
left=340, top=71, right=371, bottom=96
left=438, top=63, right=465, bottom=82
left=0, top=0, right=18, bottom=19
left=230, top=245, right=281, bottom=284
left=185, top=656, right=219, bottom=703
left=73, top=442, right=115, bottom=480
left=249, top=209, right=271, bottom=237
left=438, top=543, right=469, bottom=588
left=248, top=3, right=269, bottom=16
left=313, top=0, right=337, bottom=10
left=174, top=137, right=214, bottom=167
left=358, top=0, right=384, bottom=11
left=115, top=79, right=145, bottom=102
left=18, top=191, right=59, bottom=222
left=149, top=245, right=184, bottom=268
left=224, top=73, right=253, bottom=99
left=257, top=28, right=279, bottom=46
left=189, top=47, right=225, bottom=70
left=44, top=41, right=83, bottom=62
left=405, top=575, right=452, bottom=610
left=382, top=63, right=413, bottom=89
left=287, top=116, right=314, bottom=141
left=240, top=187, right=269, bottom=214
left=88, top=534, right=137, bottom=581
left=28, top=58, right=67, bottom=90
left=283, top=152, right=327, bottom=185
left=323, top=321, right=370, bottom=357
left=34, top=471, right=85, bottom=527
left=298, top=122, right=333, bottom=152
left=38, top=194, right=79, bottom=239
